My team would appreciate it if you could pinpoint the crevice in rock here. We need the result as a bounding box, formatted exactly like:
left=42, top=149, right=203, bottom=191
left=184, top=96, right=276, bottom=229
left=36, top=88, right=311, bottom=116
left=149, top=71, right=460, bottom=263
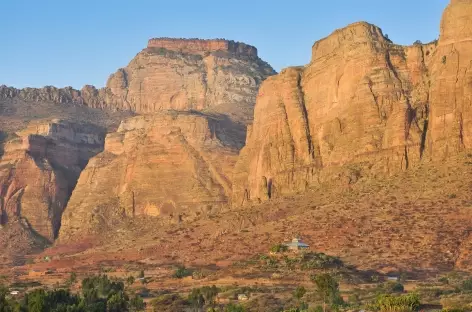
left=296, top=71, right=315, bottom=159
left=404, top=146, right=409, bottom=170
left=420, top=105, right=430, bottom=159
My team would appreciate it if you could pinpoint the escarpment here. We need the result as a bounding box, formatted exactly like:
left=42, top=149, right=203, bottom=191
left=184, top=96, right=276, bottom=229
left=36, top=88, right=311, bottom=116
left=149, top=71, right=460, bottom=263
left=233, top=0, right=472, bottom=205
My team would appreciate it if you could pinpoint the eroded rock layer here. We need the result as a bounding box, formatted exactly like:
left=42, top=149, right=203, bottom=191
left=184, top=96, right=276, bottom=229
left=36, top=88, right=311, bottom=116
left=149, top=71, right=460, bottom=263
left=59, top=112, right=243, bottom=240
left=99, top=39, right=275, bottom=123
left=233, top=0, right=472, bottom=205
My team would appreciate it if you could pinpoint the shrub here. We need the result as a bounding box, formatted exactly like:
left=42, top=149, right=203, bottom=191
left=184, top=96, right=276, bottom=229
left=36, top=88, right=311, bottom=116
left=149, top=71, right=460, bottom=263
left=374, top=293, right=420, bottom=312
left=312, top=273, right=344, bottom=308
left=172, top=266, right=192, bottom=279
left=270, top=244, right=288, bottom=253
left=442, top=56, right=447, bottom=64
left=301, top=252, right=343, bottom=270
left=129, top=294, right=145, bottom=311
left=460, top=278, right=472, bottom=291
left=384, top=282, right=405, bottom=293
left=126, top=275, right=135, bottom=286
left=293, top=286, right=307, bottom=301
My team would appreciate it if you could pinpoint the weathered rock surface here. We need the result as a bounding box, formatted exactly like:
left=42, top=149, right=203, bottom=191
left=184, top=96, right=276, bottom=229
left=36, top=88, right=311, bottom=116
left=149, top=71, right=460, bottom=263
left=233, top=0, right=472, bottom=205
left=0, top=120, right=106, bottom=242
left=429, top=0, right=472, bottom=157
left=59, top=112, right=243, bottom=240
left=96, top=38, right=275, bottom=123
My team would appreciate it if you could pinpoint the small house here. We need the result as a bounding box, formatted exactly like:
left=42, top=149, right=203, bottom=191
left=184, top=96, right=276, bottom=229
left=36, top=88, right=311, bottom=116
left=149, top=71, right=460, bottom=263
left=284, top=238, right=309, bottom=251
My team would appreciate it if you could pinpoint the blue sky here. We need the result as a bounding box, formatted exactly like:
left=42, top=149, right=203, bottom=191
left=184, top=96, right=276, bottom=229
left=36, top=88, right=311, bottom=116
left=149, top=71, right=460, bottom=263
left=1, top=0, right=449, bottom=89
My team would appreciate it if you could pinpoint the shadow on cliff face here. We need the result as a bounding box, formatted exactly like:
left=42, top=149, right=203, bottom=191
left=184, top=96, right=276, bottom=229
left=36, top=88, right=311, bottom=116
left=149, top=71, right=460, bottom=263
left=25, top=124, right=108, bottom=240
left=179, top=109, right=247, bottom=150
left=0, top=130, right=8, bottom=159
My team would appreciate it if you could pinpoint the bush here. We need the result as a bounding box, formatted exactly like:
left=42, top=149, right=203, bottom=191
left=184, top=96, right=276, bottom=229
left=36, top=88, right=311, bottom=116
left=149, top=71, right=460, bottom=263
left=374, top=293, right=420, bottom=312
left=293, top=286, right=307, bottom=301
left=301, top=253, right=343, bottom=270
left=172, top=266, right=192, bottom=279
left=270, top=244, right=288, bottom=253
left=129, top=294, right=145, bottom=311
left=384, top=282, right=405, bottom=293
left=460, top=278, right=472, bottom=291
left=442, top=56, right=447, bottom=64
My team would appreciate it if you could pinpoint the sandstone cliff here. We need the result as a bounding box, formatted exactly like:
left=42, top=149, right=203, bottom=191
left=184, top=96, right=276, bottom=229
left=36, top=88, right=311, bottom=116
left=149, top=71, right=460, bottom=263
left=58, top=112, right=243, bottom=240
left=97, top=38, right=275, bottom=123
left=233, top=0, right=472, bottom=205
left=0, top=120, right=106, bottom=248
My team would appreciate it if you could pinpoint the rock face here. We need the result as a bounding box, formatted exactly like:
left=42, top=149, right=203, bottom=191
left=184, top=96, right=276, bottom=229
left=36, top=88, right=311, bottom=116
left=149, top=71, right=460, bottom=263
left=0, top=120, right=106, bottom=241
left=97, top=39, right=275, bottom=123
left=59, top=112, right=243, bottom=240
left=429, top=0, right=472, bottom=157
left=233, top=0, right=472, bottom=205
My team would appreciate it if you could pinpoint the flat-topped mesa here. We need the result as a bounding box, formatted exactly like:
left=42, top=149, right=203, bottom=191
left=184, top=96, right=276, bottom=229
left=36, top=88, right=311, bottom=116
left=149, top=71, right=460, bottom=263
left=147, top=38, right=258, bottom=58
left=311, top=22, right=387, bottom=61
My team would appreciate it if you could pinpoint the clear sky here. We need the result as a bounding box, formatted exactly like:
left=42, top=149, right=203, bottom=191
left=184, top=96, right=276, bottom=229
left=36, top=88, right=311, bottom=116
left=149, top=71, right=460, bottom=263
left=1, top=0, right=449, bottom=89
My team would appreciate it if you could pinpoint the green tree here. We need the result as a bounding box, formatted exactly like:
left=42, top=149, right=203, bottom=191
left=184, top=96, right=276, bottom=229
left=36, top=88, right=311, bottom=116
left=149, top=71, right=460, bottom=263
left=201, top=286, right=219, bottom=306
left=312, top=274, right=342, bottom=312
left=188, top=288, right=205, bottom=312
left=69, top=272, right=78, bottom=285
left=106, top=291, right=128, bottom=312
left=25, top=289, right=48, bottom=312
left=126, top=276, right=135, bottom=287
left=129, top=295, right=145, bottom=312
left=293, top=286, right=307, bottom=302
left=173, top=266, right=192, bottom=279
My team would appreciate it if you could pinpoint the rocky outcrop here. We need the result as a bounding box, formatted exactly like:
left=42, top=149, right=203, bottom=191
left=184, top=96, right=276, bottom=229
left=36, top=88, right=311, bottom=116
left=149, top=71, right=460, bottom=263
left=0, top=120, right=106, bottom=241
left=58, top=112, right=243, bottom=240
left=233, top=0, right=472, bottom=205
left=429, top=0, right=472, bottom=157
